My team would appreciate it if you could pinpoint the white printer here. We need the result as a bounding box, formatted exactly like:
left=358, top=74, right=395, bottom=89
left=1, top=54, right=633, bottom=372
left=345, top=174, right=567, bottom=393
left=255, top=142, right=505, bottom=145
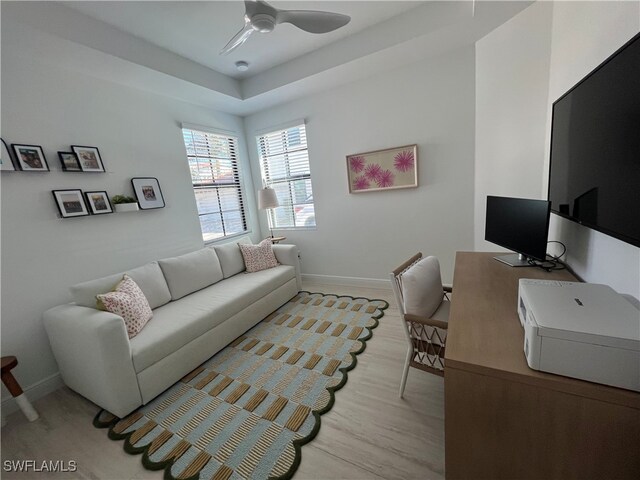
left=518, top=279, right=640, bottom=391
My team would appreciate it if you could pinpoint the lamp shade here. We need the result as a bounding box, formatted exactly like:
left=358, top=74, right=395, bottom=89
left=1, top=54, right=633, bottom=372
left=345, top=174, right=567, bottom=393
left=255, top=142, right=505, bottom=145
left=257, top=187, right=279, bottom=210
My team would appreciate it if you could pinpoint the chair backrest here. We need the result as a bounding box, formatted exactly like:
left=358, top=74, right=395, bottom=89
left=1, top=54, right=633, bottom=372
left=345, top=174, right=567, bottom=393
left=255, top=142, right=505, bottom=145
left=390, top=254, right=445, bottom=318
left=389, top=252, right=423, bottom=320
left=390, top=253, right=448, bottom=374
left=401, top=256, right=444, bottom=319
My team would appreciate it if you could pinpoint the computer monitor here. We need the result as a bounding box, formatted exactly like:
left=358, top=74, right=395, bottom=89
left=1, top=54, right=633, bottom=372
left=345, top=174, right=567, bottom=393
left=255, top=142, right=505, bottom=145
left=485, top=196, right=551, bottom=267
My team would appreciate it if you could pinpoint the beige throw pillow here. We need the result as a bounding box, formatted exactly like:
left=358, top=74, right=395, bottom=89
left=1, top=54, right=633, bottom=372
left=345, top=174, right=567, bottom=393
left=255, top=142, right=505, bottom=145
left=238, top=239, right=279, bottom=273
left=96, top=275, right=153, bottom=338
left=401, top=256, right=444, bottom=318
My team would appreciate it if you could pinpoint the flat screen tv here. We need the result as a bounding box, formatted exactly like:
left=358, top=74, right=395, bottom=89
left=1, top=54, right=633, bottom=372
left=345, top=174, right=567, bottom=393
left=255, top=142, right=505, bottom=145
left=485, top=195, right=551, bottom=267
left=548, top=31, right=640, bottom=248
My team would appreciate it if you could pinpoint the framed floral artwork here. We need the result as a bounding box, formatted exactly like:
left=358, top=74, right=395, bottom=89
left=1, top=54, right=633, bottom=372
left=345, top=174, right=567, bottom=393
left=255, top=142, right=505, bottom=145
left=346, top=144, right=418, bottom=193
left=71, top=145, right=105, bottom=172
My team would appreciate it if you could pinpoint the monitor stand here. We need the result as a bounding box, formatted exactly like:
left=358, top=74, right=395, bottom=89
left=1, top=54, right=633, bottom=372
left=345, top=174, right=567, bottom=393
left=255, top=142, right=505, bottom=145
left=493, top=253, right=534, bottom=267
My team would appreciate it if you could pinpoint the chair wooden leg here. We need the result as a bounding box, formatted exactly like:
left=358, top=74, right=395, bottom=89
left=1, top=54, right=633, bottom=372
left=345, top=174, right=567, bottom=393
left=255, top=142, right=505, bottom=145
left=399, top=346, right=412, bottom=398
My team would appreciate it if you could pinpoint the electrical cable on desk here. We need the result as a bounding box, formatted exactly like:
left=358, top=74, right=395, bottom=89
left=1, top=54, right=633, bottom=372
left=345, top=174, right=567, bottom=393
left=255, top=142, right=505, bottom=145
left=527, top=258, right=562, bottom=272
left=527, top=241, right=568, bottom=272
left=547, top=240, right=567, bottom=261
left=527, top=258, right=566, bottom=272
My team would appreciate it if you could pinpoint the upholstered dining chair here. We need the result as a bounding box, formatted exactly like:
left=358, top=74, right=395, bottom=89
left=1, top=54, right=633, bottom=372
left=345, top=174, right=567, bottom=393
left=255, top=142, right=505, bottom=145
left=390, top=252, right=452, bottom=397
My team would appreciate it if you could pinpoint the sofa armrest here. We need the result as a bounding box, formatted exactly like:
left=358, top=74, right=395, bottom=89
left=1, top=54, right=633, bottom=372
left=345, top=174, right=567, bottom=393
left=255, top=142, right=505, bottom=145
left=273, top=244, right=302, bottom=291
left=43, top=304, right=142, bottom=417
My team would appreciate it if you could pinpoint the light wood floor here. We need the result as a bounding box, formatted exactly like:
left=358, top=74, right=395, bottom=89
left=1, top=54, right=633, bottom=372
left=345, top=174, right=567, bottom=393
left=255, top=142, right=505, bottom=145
left=1, top=282, right=445, bottom=479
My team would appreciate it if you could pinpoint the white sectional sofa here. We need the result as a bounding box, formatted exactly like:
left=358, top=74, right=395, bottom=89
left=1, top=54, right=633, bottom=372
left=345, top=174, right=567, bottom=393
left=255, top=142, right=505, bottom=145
left=43, top=242, right=301, bottom=418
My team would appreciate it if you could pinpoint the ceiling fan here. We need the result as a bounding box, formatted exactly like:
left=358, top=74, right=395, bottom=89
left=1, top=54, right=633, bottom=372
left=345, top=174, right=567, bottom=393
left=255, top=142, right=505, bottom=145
left=220, top=0, right=351, bottom=55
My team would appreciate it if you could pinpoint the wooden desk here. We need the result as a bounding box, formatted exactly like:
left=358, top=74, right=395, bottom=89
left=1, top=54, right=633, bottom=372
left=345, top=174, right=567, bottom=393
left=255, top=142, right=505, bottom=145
left=445, top=252, right=640, bottom=479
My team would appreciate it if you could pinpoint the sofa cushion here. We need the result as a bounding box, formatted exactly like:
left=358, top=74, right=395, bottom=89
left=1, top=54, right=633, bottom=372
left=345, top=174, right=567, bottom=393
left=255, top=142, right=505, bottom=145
left=96, top=275, right=153, bottom=338
left=70, top=262, right=171, bottom=310
left=158, top=248, right=224, bottom=301
left=239, top=239, right=279, bottom=273
left=130, top=265, right=295, bottom=373
left=212, top=240, right=248, bottom=278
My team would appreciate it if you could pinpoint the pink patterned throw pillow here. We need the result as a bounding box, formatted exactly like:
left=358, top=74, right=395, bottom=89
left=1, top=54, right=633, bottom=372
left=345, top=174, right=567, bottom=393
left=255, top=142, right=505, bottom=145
left=238, top=239, right=279, bottom=273
left=96, top=275, right=153, bottom=338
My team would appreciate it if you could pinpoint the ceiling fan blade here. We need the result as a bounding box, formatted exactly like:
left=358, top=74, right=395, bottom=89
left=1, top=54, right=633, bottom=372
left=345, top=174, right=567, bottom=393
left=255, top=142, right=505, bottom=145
left=276, top=10, right=351, bottom=34
left=220, top=22, right=254, bottom=55
left=245, top=0, right=277, bottom=18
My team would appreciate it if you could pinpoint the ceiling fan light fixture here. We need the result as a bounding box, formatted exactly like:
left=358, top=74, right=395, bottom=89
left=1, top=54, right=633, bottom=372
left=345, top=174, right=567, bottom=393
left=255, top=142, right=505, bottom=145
left=250, top=14, right=276, bottom=33
left=219, top=0, right=351, bottom=55
left=235, top=61, right=250, bottom=72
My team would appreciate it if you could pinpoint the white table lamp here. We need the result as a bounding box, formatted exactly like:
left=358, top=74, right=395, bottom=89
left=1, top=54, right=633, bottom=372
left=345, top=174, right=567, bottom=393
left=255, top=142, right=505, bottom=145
left=258, top=187, right=279, bottom=238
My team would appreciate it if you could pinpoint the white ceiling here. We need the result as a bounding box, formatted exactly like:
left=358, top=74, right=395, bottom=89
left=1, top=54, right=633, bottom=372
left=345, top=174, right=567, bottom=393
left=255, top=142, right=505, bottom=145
left=63, top=1, right=423, bottom=79
left=4, top=1, right=534, bottom=115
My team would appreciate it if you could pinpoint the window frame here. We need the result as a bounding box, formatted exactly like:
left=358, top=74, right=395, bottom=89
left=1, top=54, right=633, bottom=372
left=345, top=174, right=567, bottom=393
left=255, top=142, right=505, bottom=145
left=181, top=126, right=249, bottom=243
left=256, top=122, right=316, bottom=230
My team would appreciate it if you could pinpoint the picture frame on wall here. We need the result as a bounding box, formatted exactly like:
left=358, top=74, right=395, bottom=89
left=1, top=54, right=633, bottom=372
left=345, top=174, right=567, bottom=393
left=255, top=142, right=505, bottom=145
left=346, top=144, right=418, bottom=193
left=12, top=144, right=49, bottom=172
left=52, top=189, right=89, bottom=218
left=58, top=151, right=82, bottom=172
left=131, top=177, right=165, bottom=210
left=1, top=138, right=16, bottom=171
left=84, top=191, right=113, bottom=215
left=71, top=145, right=105, bottom=172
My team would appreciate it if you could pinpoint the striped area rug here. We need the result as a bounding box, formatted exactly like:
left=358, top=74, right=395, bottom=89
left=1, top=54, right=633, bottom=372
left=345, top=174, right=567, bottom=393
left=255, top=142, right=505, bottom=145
left=94, top=291, right=388, bottom=480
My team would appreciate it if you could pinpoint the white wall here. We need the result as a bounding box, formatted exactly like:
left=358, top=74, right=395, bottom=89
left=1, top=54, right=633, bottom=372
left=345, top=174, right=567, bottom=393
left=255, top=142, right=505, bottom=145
left=474, top=0, right=553, bottom=250
left=545, top=1, right=640, bottom=298
left=244, top=46, right=476, bottom=285
left=0, top=52, right=257, bottom=402
left=475, top=1, right=639, bottom=299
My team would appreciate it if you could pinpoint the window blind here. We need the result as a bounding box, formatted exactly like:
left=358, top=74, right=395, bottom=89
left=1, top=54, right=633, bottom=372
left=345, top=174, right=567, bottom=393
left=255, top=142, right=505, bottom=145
left=182, top=128, right=248, bottom=242
left=257, top=124, right=315, bottom=229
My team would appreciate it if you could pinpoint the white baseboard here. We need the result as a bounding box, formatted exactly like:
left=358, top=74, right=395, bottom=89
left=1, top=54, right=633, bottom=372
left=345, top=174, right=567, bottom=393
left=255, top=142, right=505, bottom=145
left=1, top=372, right=63, bottom=416
left=302, top=273, right=391, bottom=290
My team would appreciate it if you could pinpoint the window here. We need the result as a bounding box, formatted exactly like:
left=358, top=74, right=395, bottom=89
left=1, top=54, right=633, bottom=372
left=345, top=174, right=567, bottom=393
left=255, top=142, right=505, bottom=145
left=182, top=127, right=247, bottom=242
left=257, top=123, right=315, bottom=229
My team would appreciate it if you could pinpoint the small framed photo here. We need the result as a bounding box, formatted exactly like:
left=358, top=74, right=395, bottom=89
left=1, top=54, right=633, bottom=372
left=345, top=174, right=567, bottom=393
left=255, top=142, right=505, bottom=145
left=58, top=152, right=81, bottom=172
left=12, top=144, right=49, bottom=172
left=84, top=191, right=113, bottom=215
left=1, top=138, right=16, bottom=171
left=132, top=177, right=165, bottom=210
left=52, top=189, right=89, bottom=218
left=71, top=145, right=105, bottom=172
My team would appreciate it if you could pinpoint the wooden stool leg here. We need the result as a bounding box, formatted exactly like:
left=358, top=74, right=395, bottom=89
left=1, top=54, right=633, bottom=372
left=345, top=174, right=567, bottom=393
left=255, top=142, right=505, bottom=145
left=1, top=370, right=24, bottom=396
left=1, top=371, right=38, bottom=422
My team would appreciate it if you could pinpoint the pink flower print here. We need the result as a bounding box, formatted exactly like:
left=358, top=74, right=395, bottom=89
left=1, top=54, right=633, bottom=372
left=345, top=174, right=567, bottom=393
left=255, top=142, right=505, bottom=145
left=353, top=176, right=370, bottom=190
left=349, top=156, right=365, bottom=173
left=394, top=150, right=414, bottom=172
left=376, top=169, right=395, bottom=188
left=364, top=163, right=383, bottom=181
